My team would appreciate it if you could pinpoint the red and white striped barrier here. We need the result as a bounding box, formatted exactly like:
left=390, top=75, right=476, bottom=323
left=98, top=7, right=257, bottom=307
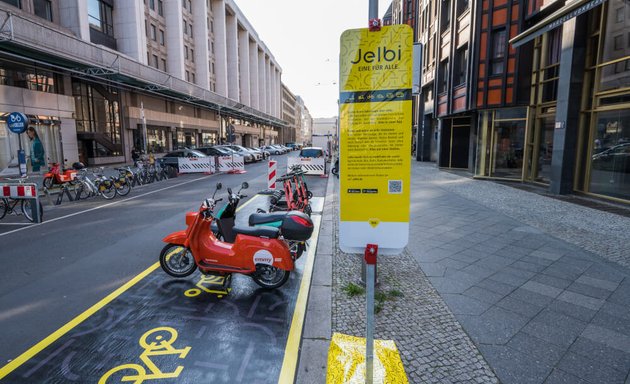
left=1, top=184, right=37, bottom=198
left=268, top=160, right=277, bottom=189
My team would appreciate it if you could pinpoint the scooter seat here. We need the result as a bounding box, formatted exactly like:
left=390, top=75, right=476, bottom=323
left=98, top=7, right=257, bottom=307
left=233, top=225, right=280, bottom=239
left=248, top=212, right=288, bottom=226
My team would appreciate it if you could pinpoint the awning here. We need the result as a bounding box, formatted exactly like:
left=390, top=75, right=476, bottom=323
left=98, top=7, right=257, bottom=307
left=510, top=0, right=605, bottom=48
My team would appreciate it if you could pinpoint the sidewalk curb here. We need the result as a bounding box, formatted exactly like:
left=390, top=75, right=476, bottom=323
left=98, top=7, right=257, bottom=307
left=295, top=172, right=335, bottom=383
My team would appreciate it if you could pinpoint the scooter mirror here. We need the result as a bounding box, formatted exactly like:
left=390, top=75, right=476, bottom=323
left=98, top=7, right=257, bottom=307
left=227, top=187, right=232, bottom=195
left=241, top=182, right=249, bottom=189
left=216, top=183, right=222, bottom=190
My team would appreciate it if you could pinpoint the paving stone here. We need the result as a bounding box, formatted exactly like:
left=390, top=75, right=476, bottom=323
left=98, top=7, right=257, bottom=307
left=456, top=306, right=528, bottom=345
left=441, top=293, right=492, bottom=315
left=582, top=324, right=630, bottom=352
left=489, top=270, right=531, bottom=287
left=566, top=281, right=613, bottom=300
left=556, top=351, right=627, bottom=384
left=509, top=288, right=555, bottom=307
left=510, top=260, right=548, bottom=273
left=476, top=278, right=517, bottom=296
left=505, top=332, right=566, bottom=367
left=569, top=337, right=630, bottom=373
left=546, top=299, right=597, bottom=322
left=419, top=262, right=447, bottom=277
left=521, top=309, right=587, bottom=348
left=478, top=345, right=554, bottom=384
left=529, top=274, right=573, bottom=290
left=439, top=257, right=472, bottom=271
left=496, top=295, right=545, bottom=318
left=575, top=274, right=620, bottom=291
left=463, top=285, right=506, bottom=305
left=599, top=301, right=630, bottom=320
left=543, top=368, right=589, bottom=384
left=521, top=280, right=563, bottom=298
left=557, top=290, right=605, bottom=311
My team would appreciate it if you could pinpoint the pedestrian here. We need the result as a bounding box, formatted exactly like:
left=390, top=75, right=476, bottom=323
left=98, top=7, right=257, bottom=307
left=131, top=147, right=140, bottom=166
left=26, top=127, right=45, bottom=172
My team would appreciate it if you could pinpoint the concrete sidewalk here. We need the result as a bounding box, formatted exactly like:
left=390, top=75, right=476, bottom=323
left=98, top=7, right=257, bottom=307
left=297, top=161, right=630, bottom=384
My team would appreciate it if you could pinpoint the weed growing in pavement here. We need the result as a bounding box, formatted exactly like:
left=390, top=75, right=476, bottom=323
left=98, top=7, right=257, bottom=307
left=342, top=282, right=365, bottom=296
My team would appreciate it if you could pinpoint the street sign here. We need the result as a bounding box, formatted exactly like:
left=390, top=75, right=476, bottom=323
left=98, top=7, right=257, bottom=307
left=339, top=25, right=413, bottom=254
left=6, top=112, right=28, bottom=134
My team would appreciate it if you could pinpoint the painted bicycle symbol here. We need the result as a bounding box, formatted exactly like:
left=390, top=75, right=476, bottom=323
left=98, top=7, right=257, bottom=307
left=99, top=327, right=191, bottom=384
left=185, top=274, right=232, bottom=298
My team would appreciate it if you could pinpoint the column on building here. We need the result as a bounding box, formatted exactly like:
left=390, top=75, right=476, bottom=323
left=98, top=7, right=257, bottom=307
left=249, top=40, right=259, bottom=110
left=212, top=0, right=228, bottom=97
left=265, top=56, right=271, bottom=115
left=164, top=0, right=185, bottom=79
left=114, top=1, right=146, bottom=62
left=275, top=67, right=281, bottom=118
left=193, top=0, right=210, bottom=88
left=258, top=49, right=266, bottom=112
left=238, top=28, right=250, bottom=105
left=226, top=12, right=239, bottom=100
left=58, top=0, right=90, bottom=40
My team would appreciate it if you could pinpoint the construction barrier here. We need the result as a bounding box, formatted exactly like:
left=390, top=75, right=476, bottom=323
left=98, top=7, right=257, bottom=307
left=217, top=155, right=245, bottom=173
left=287, top=157, right=326, bottom=175
left=177, top=157, right=215, bottom=173
left=326, top=333, right=408, bottom=384
left=0, top=182, right=42, bottom=223
left=268, top=160, right=277, bottom=189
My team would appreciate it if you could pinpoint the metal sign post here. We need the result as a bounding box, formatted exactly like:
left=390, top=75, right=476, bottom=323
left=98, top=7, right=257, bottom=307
left=364, top=244, right=378, bottom=384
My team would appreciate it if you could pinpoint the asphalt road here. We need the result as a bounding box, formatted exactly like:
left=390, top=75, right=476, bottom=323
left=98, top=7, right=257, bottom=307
left=0, top=152, right=328, bottom=383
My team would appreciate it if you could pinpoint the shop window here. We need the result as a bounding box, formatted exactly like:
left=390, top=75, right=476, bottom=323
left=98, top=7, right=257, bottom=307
left=33, top=0, right=53, bottom=21
left=490, top=29, right=506, bottom=75
left=589, top=109, right=630, bottom=200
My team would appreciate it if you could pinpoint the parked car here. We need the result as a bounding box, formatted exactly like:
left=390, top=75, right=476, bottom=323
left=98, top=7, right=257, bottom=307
left=262, top=145, right=283, bottom=155
left=271, top=144, right=290, bottom=154
left=248, top=147, right=269, bottom=160
left=592, top=143, right=630, bottom=172
left=197, top=146, right=232, bottom=157
left=157, top=149, right=208, bottom=171
left=215, top=145, right=255, bottom=163
left=229, top=144, right=262, bottom=162
left=299, top=147, right=326, bottom=158
left=285, top=142, right=299, bottom=150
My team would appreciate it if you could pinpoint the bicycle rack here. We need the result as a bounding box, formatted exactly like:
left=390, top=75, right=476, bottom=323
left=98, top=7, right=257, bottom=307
left=54, top=184, right=75, bottom=205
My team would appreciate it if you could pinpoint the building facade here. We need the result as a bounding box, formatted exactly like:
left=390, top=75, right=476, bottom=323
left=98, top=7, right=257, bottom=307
left=0, top=0, right=295, bottom=171
left=394, top=0, right=630, bottom=203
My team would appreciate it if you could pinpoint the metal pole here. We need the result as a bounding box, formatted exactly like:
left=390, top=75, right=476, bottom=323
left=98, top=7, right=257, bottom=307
left=140, top=102, right=148, bottom=154
left=369, top=0, right=378, bottom=20
left=364, top=244, right=378, bottom=384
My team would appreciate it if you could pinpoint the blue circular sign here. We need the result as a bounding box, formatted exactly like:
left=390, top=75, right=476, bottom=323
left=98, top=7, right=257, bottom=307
left=6, top=112, right=29, bottom=134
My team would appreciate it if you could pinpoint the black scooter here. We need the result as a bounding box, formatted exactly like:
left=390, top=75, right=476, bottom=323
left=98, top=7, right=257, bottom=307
left=212, top=183, right=311, bottom=259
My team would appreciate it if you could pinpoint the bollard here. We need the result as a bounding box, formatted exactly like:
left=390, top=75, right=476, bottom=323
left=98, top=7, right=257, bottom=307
left=364, top=244, right=378, bottom=384
left=268, top=160, right=277, bottom=189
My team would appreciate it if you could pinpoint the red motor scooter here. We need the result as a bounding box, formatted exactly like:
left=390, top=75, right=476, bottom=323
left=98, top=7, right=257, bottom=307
left=160, top=183, right=314, bottom=289
left=43, top=160, right=81, bottom=189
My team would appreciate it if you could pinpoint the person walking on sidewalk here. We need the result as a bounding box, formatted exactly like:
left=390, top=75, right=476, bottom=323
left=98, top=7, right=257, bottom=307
left=131, top=147, right=140, bottom=167
left=26, top=127, right=45, bottom=172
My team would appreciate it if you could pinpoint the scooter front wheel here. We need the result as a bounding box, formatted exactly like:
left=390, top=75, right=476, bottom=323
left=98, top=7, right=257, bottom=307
left=160, top=244, right=197, bottom=277
left=251, top=265, right=290, bottom=289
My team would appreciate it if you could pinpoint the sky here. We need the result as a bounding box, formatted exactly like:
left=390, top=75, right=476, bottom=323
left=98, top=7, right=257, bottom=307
left=235, top=0, right=392, bottom=119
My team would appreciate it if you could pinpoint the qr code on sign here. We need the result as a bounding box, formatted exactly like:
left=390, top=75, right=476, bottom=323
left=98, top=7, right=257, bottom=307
left=388, top=180, right=403, bottom=194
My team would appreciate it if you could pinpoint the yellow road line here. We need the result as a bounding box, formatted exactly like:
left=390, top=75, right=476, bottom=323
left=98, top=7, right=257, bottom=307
left=0, top=262, right=160, bottom=380
left=278, top=214, right=322, bottom=383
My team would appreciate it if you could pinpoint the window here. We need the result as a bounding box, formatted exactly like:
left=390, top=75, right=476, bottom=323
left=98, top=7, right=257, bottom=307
left=192, top=73, right=196, bottom=83
left=33, top=0, right=52, bottom=21
left=438, top=60, right=448, bottom=93
left=191, top=49, right=194, bottom=62
left=150, top=24, right=157, bottom=41
left=441, top=0, right=450, bottom=32
left=616, top=7, right=624, bottom=22
left=185, top=46, right=189, bottom=59
left=454, top=46, right=468, bottom=85
left=457, top=0, right=469, bottom=15
left=183, top=20, right=187, bottom=35
left=149, top=0, right=154, bottom=10
left=0, top=61, right=62, bottom=94
left=0, top=0, right=21, bottom=8
left=158, top=0, right=163, bottom=16
left=161, top=59, right=167, bottom=71
left=189, top=24, right=193, bottom=38
left=88, top=0, right=114, bottom=37
left=186, top=71, right=190, bottom=82
left=614, top=34, right=623, bottom=50
left=490, top=29, right=507, bottom=75
left=153, top=55, right=159, bottom=68
left=159, top=30, right=165, bottom=45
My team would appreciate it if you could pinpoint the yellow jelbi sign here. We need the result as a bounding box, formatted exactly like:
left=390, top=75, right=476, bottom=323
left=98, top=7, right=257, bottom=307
left=339, top=25, right=412, bottom=254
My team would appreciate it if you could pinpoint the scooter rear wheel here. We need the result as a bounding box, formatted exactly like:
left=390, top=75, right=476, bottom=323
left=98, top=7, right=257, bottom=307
left=160, top=244, right=197, bottom=277
left=251, top=265, right=290, bottom=289
left=42, top=177, right=54, bottom=189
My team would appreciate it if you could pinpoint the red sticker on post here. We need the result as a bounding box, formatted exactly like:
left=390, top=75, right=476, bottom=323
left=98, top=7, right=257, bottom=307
left=364, top=244, right=378, bottom=265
